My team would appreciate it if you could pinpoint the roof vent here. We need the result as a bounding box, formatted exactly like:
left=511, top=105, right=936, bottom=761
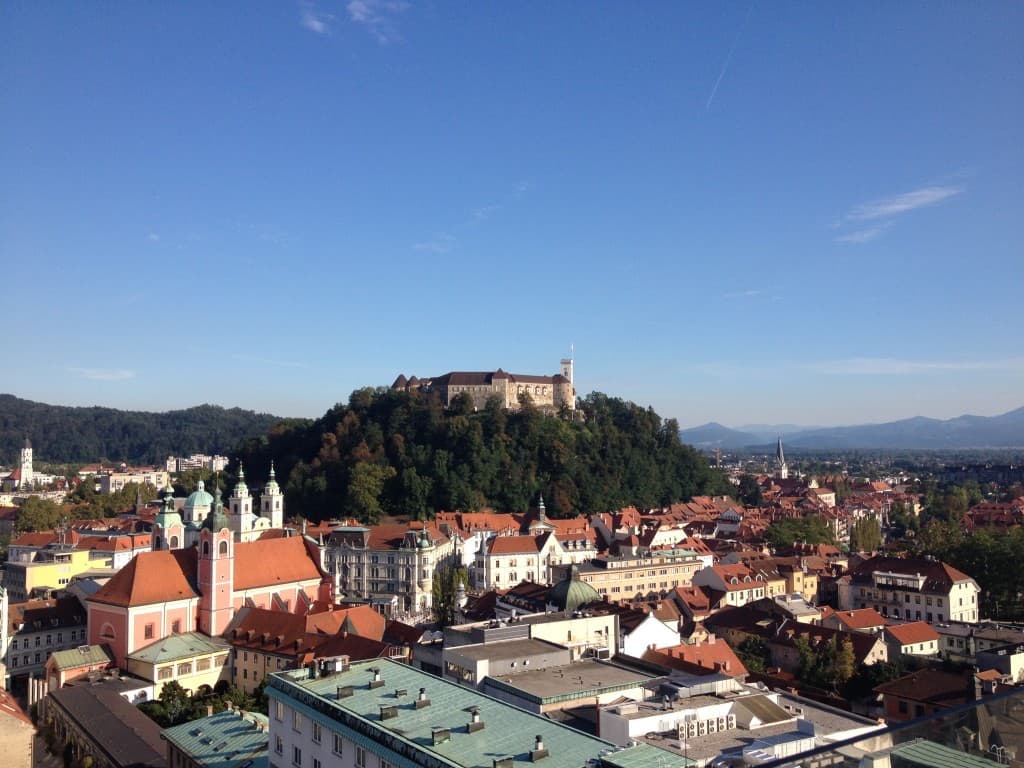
left=369, top=668, right=384, bottom=689
left=395, top=688, right=407, bottom=698
left=415, top=687, right=431, bottom=709
left=337, top=685, right=354, bottom=699
left=467, top=706, right=485, bottom=733
left=530, top=735, right=549, bottom=761
left=432, top=727, right=451, bottom=745
left=494, top=759, right=514, bottom=768
left=380, top=705, right=398, bottom=721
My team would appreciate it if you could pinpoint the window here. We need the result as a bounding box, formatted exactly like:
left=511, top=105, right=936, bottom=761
left=46, top=634, right=52, bottom=645
left=197, top=658, right=211, bottom=671
left=333, top=734, right=344, bottom=755
left=312, top=722, right=322, bottom=743
left=11, top=658, right=16, bottom=668
left=172, top=620, right=181, bottom=634
left=10, top=640, right=16, bottom=651
left=35, top=637, right=40, bottom=647
left=293, top=746, right=302, bottom=766
left=293, top=711, right=302, bottom=731
left=178, top=662, right=192, bottom=675
left=159, top=667, right=173, bottom=680
left=356, top=747, right=366, bottom=767
left=144, top=623, right=155, bottom=640
left=275, top=735, right=283, bottom=755
left=56, top=632, right=62, bottom=644
left=275, top=701, right=284, bottom=721
left=314, top=760, right=322, bottom=768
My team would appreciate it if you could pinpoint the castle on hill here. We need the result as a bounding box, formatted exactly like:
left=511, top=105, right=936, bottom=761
left=392, top=355, right=576, bottom=412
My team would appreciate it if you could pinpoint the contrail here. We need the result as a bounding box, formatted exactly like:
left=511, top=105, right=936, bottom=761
left=706, top=3, right=755, bottom=111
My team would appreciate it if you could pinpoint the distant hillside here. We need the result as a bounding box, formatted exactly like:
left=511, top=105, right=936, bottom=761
left=0, top=394, right=288, bottom=465
left=678, top=422, right=762, bottom=448
left=785, top=407, right=1024, bottom=450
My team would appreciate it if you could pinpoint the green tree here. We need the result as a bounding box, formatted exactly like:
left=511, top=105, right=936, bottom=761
left=736, top=636, right=771, bottom=674
left=431, top=566, right=468, bottom=629
left=15, top=496, right=67, bottom=533
left=737, top=474, right=763, bottom=507
left=850, top=514, right=882, bottom=552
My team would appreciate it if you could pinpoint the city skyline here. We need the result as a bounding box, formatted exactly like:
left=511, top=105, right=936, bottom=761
left=3, top=3, right=1021, bottom=427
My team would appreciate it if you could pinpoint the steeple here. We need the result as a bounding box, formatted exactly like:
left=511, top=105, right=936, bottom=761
left=261, top=461, right=284, bottom=528
left=538, top=493, right=547, bottom=524
left=776, top=435, right=788, bottom=480
left=234, top=463, right=249, bottom=498
left=204, top=479, right=229, bottom=531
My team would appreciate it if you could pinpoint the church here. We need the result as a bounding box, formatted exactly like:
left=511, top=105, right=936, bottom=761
left=87, top=478, right=330, bottom=667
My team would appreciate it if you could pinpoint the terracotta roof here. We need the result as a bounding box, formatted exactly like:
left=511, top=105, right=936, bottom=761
left=849, top=556, right=975, bottom=591
left=830, top=608, right=887, bottom=630
left=88, top=549, right=198, bottom=607
left=875, top=669, right=973, bottom=707
left=0, top=686, right=31, bottom=726
left=886, top=621, right=941, bottom=645
left=234, top=536, right=324, bottom=590
left=642, top=639, right=748, bottom=677
left=487, top=534, right=548, bottom=555
left=306, top=605, right=385, bottom=640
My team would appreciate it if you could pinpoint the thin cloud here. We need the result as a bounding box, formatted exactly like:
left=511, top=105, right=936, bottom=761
left=835, top=226, right=886, bottom=243
left=300, top=2, right=333, bottom=34
left=347, top=0, right=409, bottom=44
left=846, top=185, right=963, bottom=222
left=723, top=289, right=762, bottom=299
left=412, top=234, right=455, bottom=254
left=68, top=367, right=137, bottom=381
left=147, top=233, right=160, bottom=242
left=473, top=205, right=502, bottom=221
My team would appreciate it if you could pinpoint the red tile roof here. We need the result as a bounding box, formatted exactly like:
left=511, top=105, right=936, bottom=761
left=234, top=536, right=324, bottom=590
left=89, top=549, right=198, bottom=607
left=642, top=639, right=748, bottom=677
left=830, top=608, right=887, bottom=630
left=886, top=621, right=940, bottom=645
left=487, top=534, right=549, bottom=555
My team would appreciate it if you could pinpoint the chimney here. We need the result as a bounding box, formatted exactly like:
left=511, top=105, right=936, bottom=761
left=206, top=705, right=214, bottom=717
left=369, top=668, right=384, bottom=689
left=530, top=735, right=549, bottom=761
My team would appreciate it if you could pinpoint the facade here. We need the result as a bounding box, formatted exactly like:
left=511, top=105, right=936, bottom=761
left=883, top=622, right=941, bottom=658
left=125, top=631, right=231, bottom=695
left=323, top=522, right=455, bottom=617
left=692, top=564, right=768, bottom=608
left=554, top=547, right=704, bottom=601
left=393, top=356, right=576, bottom=412
left=3, top=547, right=116, bottom=602
left=45, top=645, right=114, bottom=691
left=266, top=657, right=665, bottom=768
left=98, top=466, right=170, bottom=494
left=472, top=532, right=566, bottom=590
left=838, top=556, right=981, bottom=624
left=165, top=453, right=230, bottom=473
left=2, top=595, right=88, bottom=688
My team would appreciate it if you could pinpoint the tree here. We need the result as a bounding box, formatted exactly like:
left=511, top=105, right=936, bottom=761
left=736, top=636, right=771, bottom=674
left=15, top=496, right=67, bottom=533
left=850, top=514, right=882, bottom=553
left=158, top=680, right=192, bottom=726
left=431, top=565, right=468, bottom=629
left=737, top=474, right=763, bottom=507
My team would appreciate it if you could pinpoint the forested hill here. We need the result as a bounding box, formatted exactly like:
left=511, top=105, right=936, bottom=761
left=234, top=388, right=732, bottom=524
left=0, top=394, right=286, bottom=465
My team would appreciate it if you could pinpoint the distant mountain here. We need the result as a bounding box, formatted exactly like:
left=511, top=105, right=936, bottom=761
left=678, top=422, right=762, bottom=448
left=0, top=394, right=288, bottom=465
left=732, top=423, right=822, bottom=443
left=785, top=407, right=1024, bottom=450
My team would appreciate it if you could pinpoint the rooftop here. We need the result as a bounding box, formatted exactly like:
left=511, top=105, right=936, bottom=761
left=268, top=658, right=655, bottom=768
left=483, top=660, right=653, bottom=704
left=127, top=631, right=230, bottom=665
left=163, top=707, right=270, bottom=768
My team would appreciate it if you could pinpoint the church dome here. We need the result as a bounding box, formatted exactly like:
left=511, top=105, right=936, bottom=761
left=548, top=564, right=600, bottom=613
left=185, top=480, right=214, bottom=508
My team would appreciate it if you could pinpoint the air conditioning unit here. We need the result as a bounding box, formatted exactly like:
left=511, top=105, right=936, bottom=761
left=595, top=647, right=611, bottom=660
left=707, top=718, right=718, bottom=734
left=727, top=714, right=737, bottom=728
left=686, top=722, right=698, bottom=738
left=698, top=720, right=707, bottom=735
left=718, top=717, right=728, bottom=730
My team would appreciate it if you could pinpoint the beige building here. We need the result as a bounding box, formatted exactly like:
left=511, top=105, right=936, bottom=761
left=393, top=356, right=576, bottom=412
left=97, top=467, right=170, bottom=494
left=124, top=631, right=231, bottom=696
left=553, top=548, right=704, bottom=602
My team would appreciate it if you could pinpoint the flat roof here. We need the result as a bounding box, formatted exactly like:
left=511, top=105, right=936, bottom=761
left=447, top=638, right=565, bottom=662
left=484, top=661, right=652, bottom=703
left=269, top=658, right=657, bottom=768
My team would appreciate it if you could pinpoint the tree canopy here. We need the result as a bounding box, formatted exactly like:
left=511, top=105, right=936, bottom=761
left=234, top=388, right=732, bottom=523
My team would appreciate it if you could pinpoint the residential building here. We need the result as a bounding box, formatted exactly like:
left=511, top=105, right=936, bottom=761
left=883, top=622, right=941, bottom=658
left=554, top=547, right=704, bottom=601
left=875, top=669, right=982, bottom=723
left=165, top=453, right=230, bottom=473
left=125, top=632, right=231, bottom=695
left=2, top=595, right=88, bottom=689
left=692, top=564, right=768, bottom=608
left=838, top=556, right=981, bottom=623
left=820, top=607, right=888, bottom=636
left=98, top=466, right=170, bottom=494
left=265, top=657, right=672, bottom=768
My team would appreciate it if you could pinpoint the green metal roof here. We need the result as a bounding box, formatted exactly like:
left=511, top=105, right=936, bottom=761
left=268, top=658, right=660, bottom=768
left=49, top=644, right=113, bottom=670
left=127, top=632, right=230, bottom=665
left=163, top=708, right=269, bottom=768
left=890, top=738, right=1000, bottom=768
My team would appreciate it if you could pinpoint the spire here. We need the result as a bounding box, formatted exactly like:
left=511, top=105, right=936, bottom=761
left=264, top=461, right=281, bottom=496
left=204, top=477, right=229, bottom=531
left=233, top=462, right=249, bottom=498
left=162, top=483, right=176, bottom=513
left=776, top=435, right=785, bottom=465
left=538, top=493, right=547, bottom=523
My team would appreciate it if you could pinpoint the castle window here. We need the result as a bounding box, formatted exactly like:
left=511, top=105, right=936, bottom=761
left=219, top=540, right=228, bottom=555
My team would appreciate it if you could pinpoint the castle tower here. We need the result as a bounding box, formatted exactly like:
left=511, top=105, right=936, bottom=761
left=776, top=435, right=788, bottom=480
left=557, top=349, right=576, bottom=411
left=229, top=463, right=255, bottom=540
left=261, top=462, right=284, bottom=529
left=153, top=485, right=184, bottom=551
left=19, top=436, right=33, bottom=490
left=197, top=483, right=234, bottom=636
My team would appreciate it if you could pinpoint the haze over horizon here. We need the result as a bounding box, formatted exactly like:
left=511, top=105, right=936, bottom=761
left=3, top=4, right=1021, bottom=427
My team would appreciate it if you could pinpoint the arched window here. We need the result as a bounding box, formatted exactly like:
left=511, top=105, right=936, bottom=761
left=100, top=623, right=115, bottom=640
left=202, top=541, right=210, bottom=556
left=169, top=535, right=179, bottom=548
left=219, top=540, right=228, bottom=555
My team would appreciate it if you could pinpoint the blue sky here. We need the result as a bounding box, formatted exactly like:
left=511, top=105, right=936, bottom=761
left=2, top=2, right=1022, bottom=428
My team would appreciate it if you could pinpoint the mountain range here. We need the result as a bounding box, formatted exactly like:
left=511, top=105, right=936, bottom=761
left=680, top=407, right=1024, bottom=450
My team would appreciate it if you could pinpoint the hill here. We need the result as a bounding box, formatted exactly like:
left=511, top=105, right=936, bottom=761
left=0, top=394, right=287, bottom=465
left=233, top=388, right=731, bottom=524
left=677, top=422, right=762, bottom=448
left=785, top=407, right=1024, bottom=450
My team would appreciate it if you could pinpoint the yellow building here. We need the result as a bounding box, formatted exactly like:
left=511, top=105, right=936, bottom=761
left=3, top=549, right=114, bottom=602
left=555, top=548, right=704, bottom=602
left=125, top=632, right=231, bottom=695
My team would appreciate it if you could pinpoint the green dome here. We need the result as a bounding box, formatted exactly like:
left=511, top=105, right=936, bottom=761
left=548, top=564, right=600, bottom=613
left=185, top=479, right=214, bottom=508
